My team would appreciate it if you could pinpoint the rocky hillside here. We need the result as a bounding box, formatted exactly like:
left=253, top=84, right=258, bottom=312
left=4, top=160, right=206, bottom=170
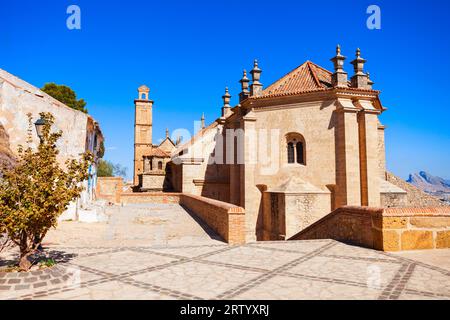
left=386, top=172, right=447, bottom=207
left=407, top=171, right=450, bottom=204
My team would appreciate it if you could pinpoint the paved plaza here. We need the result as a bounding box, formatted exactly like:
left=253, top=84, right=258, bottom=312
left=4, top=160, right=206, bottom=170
left=1, top=204, right=449, bottom=300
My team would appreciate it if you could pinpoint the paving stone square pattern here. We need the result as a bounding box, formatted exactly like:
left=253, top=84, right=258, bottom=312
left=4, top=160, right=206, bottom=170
left=1, top=204, right=449, bottom=300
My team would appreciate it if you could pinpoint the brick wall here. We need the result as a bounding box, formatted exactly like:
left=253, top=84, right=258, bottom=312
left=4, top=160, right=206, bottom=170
left=96, top=177, right=123, bottom=204
left=180, top=194, right=245, bottom=245
left=290, top=206, right=450, bottom=251
left=120, top=192, right=180, bottom=204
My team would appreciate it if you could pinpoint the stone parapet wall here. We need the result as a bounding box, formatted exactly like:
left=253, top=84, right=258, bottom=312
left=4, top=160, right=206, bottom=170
left=289, top=206, right=375, bottom=248
left=376, top=207, right=450, bottom=251
left=179, top=194, right=245, bottom=245
left=290, top=206, right=450, bottom=251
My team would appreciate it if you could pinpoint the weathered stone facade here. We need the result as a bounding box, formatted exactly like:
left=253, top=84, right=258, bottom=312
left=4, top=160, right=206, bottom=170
left=131, top=46, right=448, bottom=246
left=168, top=47, right=409, bottom=242
left=0, top=68, right=104, bottom=219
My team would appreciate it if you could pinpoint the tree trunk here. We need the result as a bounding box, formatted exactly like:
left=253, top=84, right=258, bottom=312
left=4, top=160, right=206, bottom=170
left=19, top=252, right=32, bottom=271
left=19, top=232, right=32, bottom=271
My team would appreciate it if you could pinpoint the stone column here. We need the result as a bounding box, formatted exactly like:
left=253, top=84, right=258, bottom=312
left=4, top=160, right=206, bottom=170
left=228, top=121, right=242, bottom=206
left=377, top=121, right=386, bottom=179
left=240, top=111, right=258, bottom=241
left=356, top=101, right=381, bottom=207
left=335, top=99, right=361, bottom=207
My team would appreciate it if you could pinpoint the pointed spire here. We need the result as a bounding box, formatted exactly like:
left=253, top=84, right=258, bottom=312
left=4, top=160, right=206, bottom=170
left=366, top=71, right=374, bottom=89
left=165, top=128, right=169, bottom=139
left=201, top=113, right=205, bottom=129
left=330, top=44, right=348, bottom=87
left=250, top=59, right=263, bottom=96
left=351, top=48, right=368, bottom=88
left=239, top=69, right=250, bottom=102
left=222, top=87, right=232, bottom=118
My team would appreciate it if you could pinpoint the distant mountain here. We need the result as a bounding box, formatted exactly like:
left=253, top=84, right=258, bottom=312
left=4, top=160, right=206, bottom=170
left=407, top=171, right=450, bottom=203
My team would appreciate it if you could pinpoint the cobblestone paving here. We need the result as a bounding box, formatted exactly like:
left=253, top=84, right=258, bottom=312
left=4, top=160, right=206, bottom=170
left=1, top=204, right=449, bottom=300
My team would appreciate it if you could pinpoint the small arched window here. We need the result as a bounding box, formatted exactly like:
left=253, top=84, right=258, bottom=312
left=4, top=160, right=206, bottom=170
left=296, top=142, right=304, bottom=165
left=285, top=132, right=306, bottom=165
left=287, top=142, right=295, bottom=164
left=158, top=161, right=163, bottom=170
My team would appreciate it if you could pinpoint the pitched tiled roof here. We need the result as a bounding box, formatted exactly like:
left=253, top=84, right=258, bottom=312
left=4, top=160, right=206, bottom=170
left=148, top=147, right=170, bottom=158
left=253, top=61, right=338, bottom=99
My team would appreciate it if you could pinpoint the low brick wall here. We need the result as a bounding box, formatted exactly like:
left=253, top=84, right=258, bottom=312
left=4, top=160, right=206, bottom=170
left=96, top=177, right=123, bottom=204
left=179, top=194, right=245, bottom=245
left=120, top=192, right=180, bottom=204
left=290, top=206, right=450, bottom=251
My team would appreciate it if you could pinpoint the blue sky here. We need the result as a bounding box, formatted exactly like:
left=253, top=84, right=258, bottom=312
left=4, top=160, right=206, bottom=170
left=1, top=0, right=449, bottom=181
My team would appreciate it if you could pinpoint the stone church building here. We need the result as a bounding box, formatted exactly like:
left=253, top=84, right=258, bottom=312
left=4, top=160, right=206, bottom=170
left=133, top=46, right=411, bottom=242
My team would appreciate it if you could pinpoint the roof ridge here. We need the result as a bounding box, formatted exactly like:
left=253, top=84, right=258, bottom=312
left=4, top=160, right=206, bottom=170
left=307, top=61, right=333, bottom=75
left=306, top=61, right=322, bottom=87
left=262, top=61, right=309, bottom=93
left=159, top=136, right=175, bottom=147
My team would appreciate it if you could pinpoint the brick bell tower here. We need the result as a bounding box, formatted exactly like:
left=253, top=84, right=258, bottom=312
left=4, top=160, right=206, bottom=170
left=133, top=85, right=153, bottom=186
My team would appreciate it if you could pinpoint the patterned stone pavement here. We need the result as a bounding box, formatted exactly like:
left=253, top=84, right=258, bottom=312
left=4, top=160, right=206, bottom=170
left=1, top=204, right=449, bottom=300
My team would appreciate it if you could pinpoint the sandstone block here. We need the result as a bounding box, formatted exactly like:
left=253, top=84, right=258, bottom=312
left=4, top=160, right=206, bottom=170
left=401, top=230, right=434, bottom=250
left=409, top=217, right=450, bottom=228
left=373, top=229, right=399, bottom=251
left=372, top=216, right=407, bottom=229
left=436, top=231, right=450, bottom=249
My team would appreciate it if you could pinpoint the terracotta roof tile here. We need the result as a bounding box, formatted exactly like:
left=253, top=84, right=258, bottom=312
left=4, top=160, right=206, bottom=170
left=147, top=147, right=170, bottom=158
left=258, top=61, right=335, bottom=98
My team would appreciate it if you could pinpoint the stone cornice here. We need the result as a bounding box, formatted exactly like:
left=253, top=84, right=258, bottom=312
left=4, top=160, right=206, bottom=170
left=134, top=99, right=154, bottom=104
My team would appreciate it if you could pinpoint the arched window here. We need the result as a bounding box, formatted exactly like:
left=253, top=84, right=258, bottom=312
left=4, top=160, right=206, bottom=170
left=296, top=142, right=304, bottom=165
left=158, top=161, right=163, bottom=170
left=287, top=143, right=295, bottom=164
left=285, top=133, right=306, bottom=165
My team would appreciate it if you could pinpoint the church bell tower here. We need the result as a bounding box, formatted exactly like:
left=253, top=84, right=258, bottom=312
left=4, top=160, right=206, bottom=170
left=133, top=85, right=153, bottom=186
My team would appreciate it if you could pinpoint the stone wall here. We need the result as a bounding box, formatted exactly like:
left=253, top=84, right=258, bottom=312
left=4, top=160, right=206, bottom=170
left=140, top=172, right=167, bottom=192
left=289, top=206, right=375, bottom=248
left=0, top=69, right=89, bottom=166
left=262, top=190, right=331, bottom=240
left=179, top=194, right=245, bottom=245
left=0, top=123, right=15, bottom=168
left=373, top=207, right=450, bottom=251
left=380, top=192, right=408, bottom=208
left=290, top=206, right=450, bottom=251
left=0, top=68, right=103, bottom=218
left=96, top=177, right=123, bottom=204
left=120, top=192, right=180, bottom=204
left=386, top=172, right=445, bottom=207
